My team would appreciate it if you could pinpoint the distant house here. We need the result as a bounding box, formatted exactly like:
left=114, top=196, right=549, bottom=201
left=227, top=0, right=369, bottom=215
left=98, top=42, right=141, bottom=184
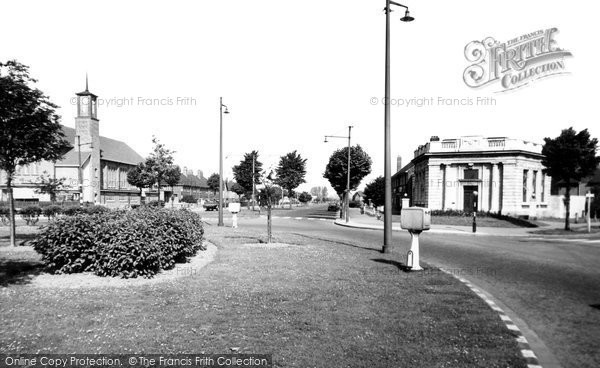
left=0, top=82, right=144, bottom=208
left=352, top=191, right=365, bottom=203
left=156, top=169, right=211, bottom=204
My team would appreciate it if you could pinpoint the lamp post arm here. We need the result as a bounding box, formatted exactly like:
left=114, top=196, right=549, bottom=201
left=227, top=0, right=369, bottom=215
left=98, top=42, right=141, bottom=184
left=389, top=1, right=409, bottom=10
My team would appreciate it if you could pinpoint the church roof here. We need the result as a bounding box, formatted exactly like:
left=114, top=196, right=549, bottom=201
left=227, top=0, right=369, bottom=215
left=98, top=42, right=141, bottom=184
left=59, top=126, right=144, bottom=166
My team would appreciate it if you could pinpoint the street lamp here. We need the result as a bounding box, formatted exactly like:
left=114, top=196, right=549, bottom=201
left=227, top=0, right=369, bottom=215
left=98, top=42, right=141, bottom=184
left=324, top=125, right=353, bottom=223
left=218, top=97, right=230, bottom=227
left=382, top=1, right=415, bottom=253
left=76, top=135, right=93, bottom=206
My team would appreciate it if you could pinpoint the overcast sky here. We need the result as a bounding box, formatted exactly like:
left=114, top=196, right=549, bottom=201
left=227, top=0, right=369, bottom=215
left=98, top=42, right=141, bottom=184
left=1, top=0, right=598, bottom=194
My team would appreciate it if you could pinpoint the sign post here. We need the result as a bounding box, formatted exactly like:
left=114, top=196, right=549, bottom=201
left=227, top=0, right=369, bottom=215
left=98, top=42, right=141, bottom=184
left=586, top=191, right=595, bottom=233
left=228, top=203, right=241, bottom=229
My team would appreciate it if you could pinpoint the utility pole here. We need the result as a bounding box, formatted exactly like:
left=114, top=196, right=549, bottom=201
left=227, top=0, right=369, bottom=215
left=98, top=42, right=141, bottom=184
left=252, top=153, right=255, bottom=210
left=345, top=126, right=352, bottom=223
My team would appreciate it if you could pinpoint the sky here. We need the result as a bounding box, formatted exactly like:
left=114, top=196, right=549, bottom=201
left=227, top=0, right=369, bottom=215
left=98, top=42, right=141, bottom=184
left=1, top=0, right=598, bottom=195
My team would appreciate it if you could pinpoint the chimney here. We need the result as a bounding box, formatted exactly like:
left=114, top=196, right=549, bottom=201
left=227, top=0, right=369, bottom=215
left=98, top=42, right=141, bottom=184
left=396, top=156, right=402, bottom=172
left=430, top=136, right=440, bottom=142
left=183, top=167, right=188, bottom=175
left=197, top=170, right=203, bottom=178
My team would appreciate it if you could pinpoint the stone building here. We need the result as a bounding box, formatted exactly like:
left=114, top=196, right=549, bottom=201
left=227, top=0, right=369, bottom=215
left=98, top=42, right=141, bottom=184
left=0, top=82, right=144, bottom=208
left=392, top=135, right=587, bottom=218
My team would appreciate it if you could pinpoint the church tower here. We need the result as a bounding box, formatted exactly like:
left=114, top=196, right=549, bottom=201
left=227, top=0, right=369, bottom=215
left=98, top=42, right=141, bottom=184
left=75, top=76, right=101, bottom=204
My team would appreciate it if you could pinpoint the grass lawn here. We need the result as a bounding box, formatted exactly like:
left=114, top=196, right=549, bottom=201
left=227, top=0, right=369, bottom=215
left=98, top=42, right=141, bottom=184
left=528, top=224, right=600, bottom=238
left=0, top=225, right=526, bottom=367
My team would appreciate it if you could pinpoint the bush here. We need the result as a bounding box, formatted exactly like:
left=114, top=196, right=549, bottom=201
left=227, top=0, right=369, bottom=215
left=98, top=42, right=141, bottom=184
left=62, top=206, right=83, bottom=216
left=328, top=203, right=340, bottom=212
left=0, top=206, right=9, bottom=225
left=20, top=205, right=42, bottom=225
left=42, top=205, right=62, bottom=220
left=31, top=207, right=205, bottom=278
left=349, top=200, right=361, bottom=208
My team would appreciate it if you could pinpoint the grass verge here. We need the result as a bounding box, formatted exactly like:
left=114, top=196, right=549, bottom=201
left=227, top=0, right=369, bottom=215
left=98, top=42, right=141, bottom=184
left=1, top=226, right=526, bottom=367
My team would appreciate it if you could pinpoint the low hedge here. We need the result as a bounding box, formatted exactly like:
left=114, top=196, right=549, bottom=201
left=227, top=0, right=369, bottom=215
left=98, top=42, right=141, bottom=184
left=31, top=207, right=205, bottom=278
left=20, top=205, right=43, bottom=225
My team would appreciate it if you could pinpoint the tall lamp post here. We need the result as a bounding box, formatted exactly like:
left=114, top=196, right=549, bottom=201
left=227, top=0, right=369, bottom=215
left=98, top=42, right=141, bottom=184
left=382, top=1, right=414, bottom=253
left=218, top=97, right=230, bottom=227
left=324, top=125, right=353, bottom=223
left=76, top=135, right=93, bottom=206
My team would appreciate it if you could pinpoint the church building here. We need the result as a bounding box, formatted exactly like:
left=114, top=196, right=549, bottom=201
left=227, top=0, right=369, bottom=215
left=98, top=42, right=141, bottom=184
left=0, top=80, right=144, bottom=208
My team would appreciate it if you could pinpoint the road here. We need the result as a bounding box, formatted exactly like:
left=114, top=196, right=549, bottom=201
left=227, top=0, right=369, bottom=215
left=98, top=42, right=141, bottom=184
left=205, top=211, right=600, bottom=368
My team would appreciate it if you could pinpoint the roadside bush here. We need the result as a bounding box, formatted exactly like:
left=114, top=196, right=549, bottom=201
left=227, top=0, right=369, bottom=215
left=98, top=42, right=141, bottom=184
left=20, top=205, right=42, bottom=225
left=42, top=205, right=63, bottom=220
left=31, top=207, right=205, bottom=278
left=349, top=200, right=361, bottom=208
left=328, top=203, right=340, bottom=212
left=0, top=206, right=9, bottom=225
left=62, top=206, right=83, bottom=216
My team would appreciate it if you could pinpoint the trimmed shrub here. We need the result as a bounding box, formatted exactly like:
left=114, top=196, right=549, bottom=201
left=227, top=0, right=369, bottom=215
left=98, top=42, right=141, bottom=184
left=0, top=206, right=9, bottom=225
left=20, top=205, right=42, bottom=225
left=31, top=207, right=205, bottom=278
left=31, top=214, right=112, bottom=273
left=62, top=206, right=83, bottom=216
left=42, top=205, right=62, bottom=220
left=327, top=203, right=340, bottom=212
left=348, top=200, right=361, bottom=208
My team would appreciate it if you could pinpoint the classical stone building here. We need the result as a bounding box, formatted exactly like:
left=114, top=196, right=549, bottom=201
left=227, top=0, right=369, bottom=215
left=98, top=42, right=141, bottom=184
left=0, top=82, right=144, bottom=208
left=392, top=135, right=587, bottom=218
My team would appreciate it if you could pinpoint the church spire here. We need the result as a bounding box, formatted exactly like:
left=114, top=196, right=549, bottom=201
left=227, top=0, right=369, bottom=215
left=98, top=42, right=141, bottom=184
left=85, top=73, right=89, bottom=92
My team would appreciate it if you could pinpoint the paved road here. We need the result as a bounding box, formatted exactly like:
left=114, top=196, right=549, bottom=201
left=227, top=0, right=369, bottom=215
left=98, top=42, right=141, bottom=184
left=208, top=215, right=600, bottom=368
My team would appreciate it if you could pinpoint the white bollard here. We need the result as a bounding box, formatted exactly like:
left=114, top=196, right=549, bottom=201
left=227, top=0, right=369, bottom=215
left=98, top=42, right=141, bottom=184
left=232, top=213, right=238, bottom=228
left=408, top=231, right=423, bottom=271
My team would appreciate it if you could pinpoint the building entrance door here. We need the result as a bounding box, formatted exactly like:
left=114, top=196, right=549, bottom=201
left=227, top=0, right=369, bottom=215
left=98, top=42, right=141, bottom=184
left=463, top=185, right=478, bottom=213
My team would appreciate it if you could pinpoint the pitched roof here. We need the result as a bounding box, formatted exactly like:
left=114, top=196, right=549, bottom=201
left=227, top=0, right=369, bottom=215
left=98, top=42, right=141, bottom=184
left=178, top=172, right=208, bottom=188
left=59, top=126, right=144, bottom=166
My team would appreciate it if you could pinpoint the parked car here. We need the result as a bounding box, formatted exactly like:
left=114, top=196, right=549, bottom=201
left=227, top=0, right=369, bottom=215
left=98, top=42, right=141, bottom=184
left=203, top=200, right=219, bottom=211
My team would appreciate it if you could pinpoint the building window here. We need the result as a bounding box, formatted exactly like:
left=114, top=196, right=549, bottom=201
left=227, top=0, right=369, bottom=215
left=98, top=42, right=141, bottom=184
left=464, top=169, right=478, bottom=180
left=532, top=171, right=537, bottom=201
left=523, top=170, right=528, bottom=202
left=541, top=173, right=546, bottom=202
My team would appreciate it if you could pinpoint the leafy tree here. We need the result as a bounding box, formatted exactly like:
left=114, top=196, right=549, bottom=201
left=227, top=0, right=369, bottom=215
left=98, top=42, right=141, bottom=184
left=127, top=162, right=154, bottom=202
left=275, top=150, right=307, bottom=207
left=230, top=182, right=246, bottom=200
left=323, top=145, right=372, bottom=217
left=146, top=136, right=176, bottom=206
left=542, top=127, right=599, bottom=230
left=321, top=187, right=328, bottom=201
left=310, top=186, right=322, bottom=202
left=257, top=170, right=278, bottom=243
left=298, top=191, right=312, bottom=204
left=207, top=173, right=220, bottom=195
left=232, top=150, right=263, bottom=198
left=0, top=61, right=71, bottom=246
left=164, top=165, right=182, bottom=207
left=35, top=172, right=65, bottom=203
left=364, top=176, right=385, bottom=207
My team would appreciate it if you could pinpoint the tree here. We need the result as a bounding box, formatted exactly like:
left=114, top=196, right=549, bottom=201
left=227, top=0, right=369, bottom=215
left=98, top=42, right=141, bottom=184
left=146, top=136, right=176, bottom=206
left=35, top=172, right=65, bottom=203
left=542, top=127, right=599, bottom=230
left=310, top=186, right=321, bottom=202
left=207, top=173, right=220, bottom=196
left=364, top=176, right=385, bottom=207
left=275, top=150, right=307, bottom=207
left=0, top=61, right=71, bottom=246
left=164, top=165, right=182, bottom=207
left=257, top=170, right=278, bottom=243
left=127, top=162, right=154, bottom=202
left=321, top=187, right=328, bottom=201
left=323, top=145, right=372, bottom=217
left=230, top=182, right=245, bottom=200
left=298, top=191, right=313, bottom=204
left=232, top=150, right=263, bottom=203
